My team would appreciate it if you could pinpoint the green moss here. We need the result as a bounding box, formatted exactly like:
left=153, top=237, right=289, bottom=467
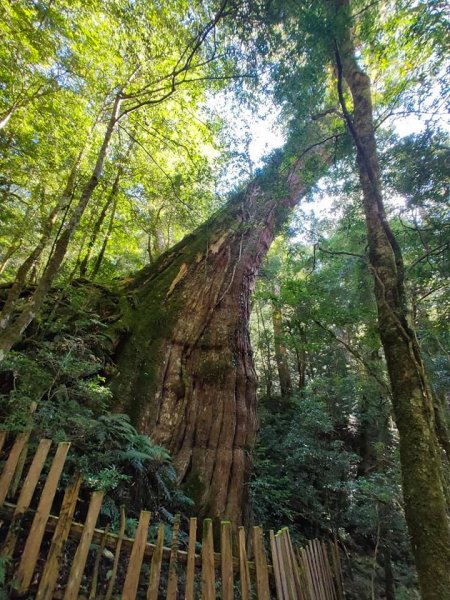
left=183, top=470, right=205, bottom=509
left=197, top=357, right=232, bottom=382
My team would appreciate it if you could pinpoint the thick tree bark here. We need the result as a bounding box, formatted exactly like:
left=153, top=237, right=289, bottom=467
left=334, top=1, right=450, bottom=596
left=271, top=283, right=292, bottom=397
left=111, top=141, right=331, bottom=524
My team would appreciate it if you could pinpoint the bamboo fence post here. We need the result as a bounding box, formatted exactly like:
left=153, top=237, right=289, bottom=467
left=275, top=532, right=290, bottom=600
left=105, top=505, right=126, bottom=600
left=185, top=517, right=197, bottom=600
left=238, top=526, right=251, bottom=600
left=201, top=518, right=215, bottom=600
left=63, top=490, right=105, bottom=600
left=300, top=547, right=315, bottom=600
left=312, top=539, right=327, bottom=600
left=166, top=514, right=180, bottom=600
left=15, top=441, right=71, bottom=594
left=280, top=531, right=296, bottom=600
left=1, top=438, right=52, bottom=558
left=147, top=523, right=165, bottom=600
left=122, top=510, right=151, bottom=600
left=220, top=521, right=233, bottom=600
left=286, top=530, right=304, bottom=598
left=253, top=526, right=271, bottom=600
left=270, top=530, right=283, bottom=600
left=35, top=473, right=82, bottom=600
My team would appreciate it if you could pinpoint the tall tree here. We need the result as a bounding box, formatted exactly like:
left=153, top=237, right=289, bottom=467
left=110, top=137, right=332, bottom=523
left=331, top=0, right=450, bottom=596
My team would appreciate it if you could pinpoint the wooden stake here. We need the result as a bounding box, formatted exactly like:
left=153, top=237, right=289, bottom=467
left=122, top=510, right=151, bottom=599
left=1, top=438, right=52, bottom=558
left=253, top=526, right=271, bottom=600
left=63, top=490, right=104, bottom=600
left=15, top=441, right=70, bottom=594
left=201, top=518, right=215, bottom=600
left=185, top=517, right=197, bottom=600
left=147, top=523, right=165, bottom=600
left=270, top=530, right=283, bottom=600
left=166, top=514, right=180, bottom=600
left=0, top=432, right=30, bottom=505
left=220, top=521, right=233, bottom=600
left=35, top=473, right=82, bottom=600
left=238, top=526, right=251, bottom=600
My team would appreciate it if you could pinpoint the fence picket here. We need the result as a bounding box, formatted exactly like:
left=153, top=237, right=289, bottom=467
left=166, top=514, right=180, bottom=599
left=0, top=432, right=29, bottom=505
left=35, top=472, right=82, bottom=600
left=270, top=530, right=283, bottom=600
left=253, top=526, right=271, bottom=600
left=286, top=529, right=304, bottom=598
left=220, top=521, right=233, bottom=600
left=201, top=518, right=215, bottom=600
left=275, top=532, right=289, bottom=600
left=238, top=526, right=251, bottom=600
left=147, top=522, right=165, bottom=600
left=15, top=441, right=70, bottom=594
left=63, top=490, right=105, bottom=600
left=1, top=438, right=52, bottom=559
left=0, top=433, right=345, bottom=600
left=185, top=517, right=197, bottom=600
left=123, top=510, right=151, bottom=599
left=280, top=530, right=297, bottom=600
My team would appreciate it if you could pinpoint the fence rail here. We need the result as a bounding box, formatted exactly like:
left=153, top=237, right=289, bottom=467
left=0, top=433, right=344, bottom=599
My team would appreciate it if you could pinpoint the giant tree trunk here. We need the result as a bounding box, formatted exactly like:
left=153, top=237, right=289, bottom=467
left=334, top=1, right=450, bottom=596
left=111, top=142, right=331, bottom=524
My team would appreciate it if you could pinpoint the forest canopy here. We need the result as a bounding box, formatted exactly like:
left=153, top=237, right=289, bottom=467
left=0, top=1, right=449, bottom=598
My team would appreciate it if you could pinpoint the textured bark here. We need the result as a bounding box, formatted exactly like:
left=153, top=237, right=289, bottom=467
left=111, top=142, right=331, bottom=524
left=334, top=1, right=450, bottom=596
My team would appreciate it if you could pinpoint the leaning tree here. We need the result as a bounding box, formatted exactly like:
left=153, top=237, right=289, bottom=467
left=110, top=133, right=333, bottom=525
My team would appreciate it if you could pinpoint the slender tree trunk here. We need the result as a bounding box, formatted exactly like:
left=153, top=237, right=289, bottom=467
left=333, top=1, right=450, bottom=596
left=0, top=151, right=82, bottom=331
left=256, top=301, right=274, bottom=397
left=79, top=165, right=123, bottom=277
left=0, top=94, right=122, bottom=362
left=111, top=141, right=332, bottom=524
left=90, top=189, right=120, bottom=279
left=271, top=283, right=292, bottom=397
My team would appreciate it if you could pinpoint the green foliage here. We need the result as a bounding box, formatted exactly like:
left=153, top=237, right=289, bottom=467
left=0, top=285, right=193, bottom=526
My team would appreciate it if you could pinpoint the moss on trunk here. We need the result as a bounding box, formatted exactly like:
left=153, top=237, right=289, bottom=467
left=110, top=145, right=332, bottom=524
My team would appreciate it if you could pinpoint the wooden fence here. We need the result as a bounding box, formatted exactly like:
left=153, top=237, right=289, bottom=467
left=0, top=433, right=344, bottom=599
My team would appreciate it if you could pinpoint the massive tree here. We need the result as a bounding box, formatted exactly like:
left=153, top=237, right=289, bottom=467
left=110, top=137, right=332, bottom=524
